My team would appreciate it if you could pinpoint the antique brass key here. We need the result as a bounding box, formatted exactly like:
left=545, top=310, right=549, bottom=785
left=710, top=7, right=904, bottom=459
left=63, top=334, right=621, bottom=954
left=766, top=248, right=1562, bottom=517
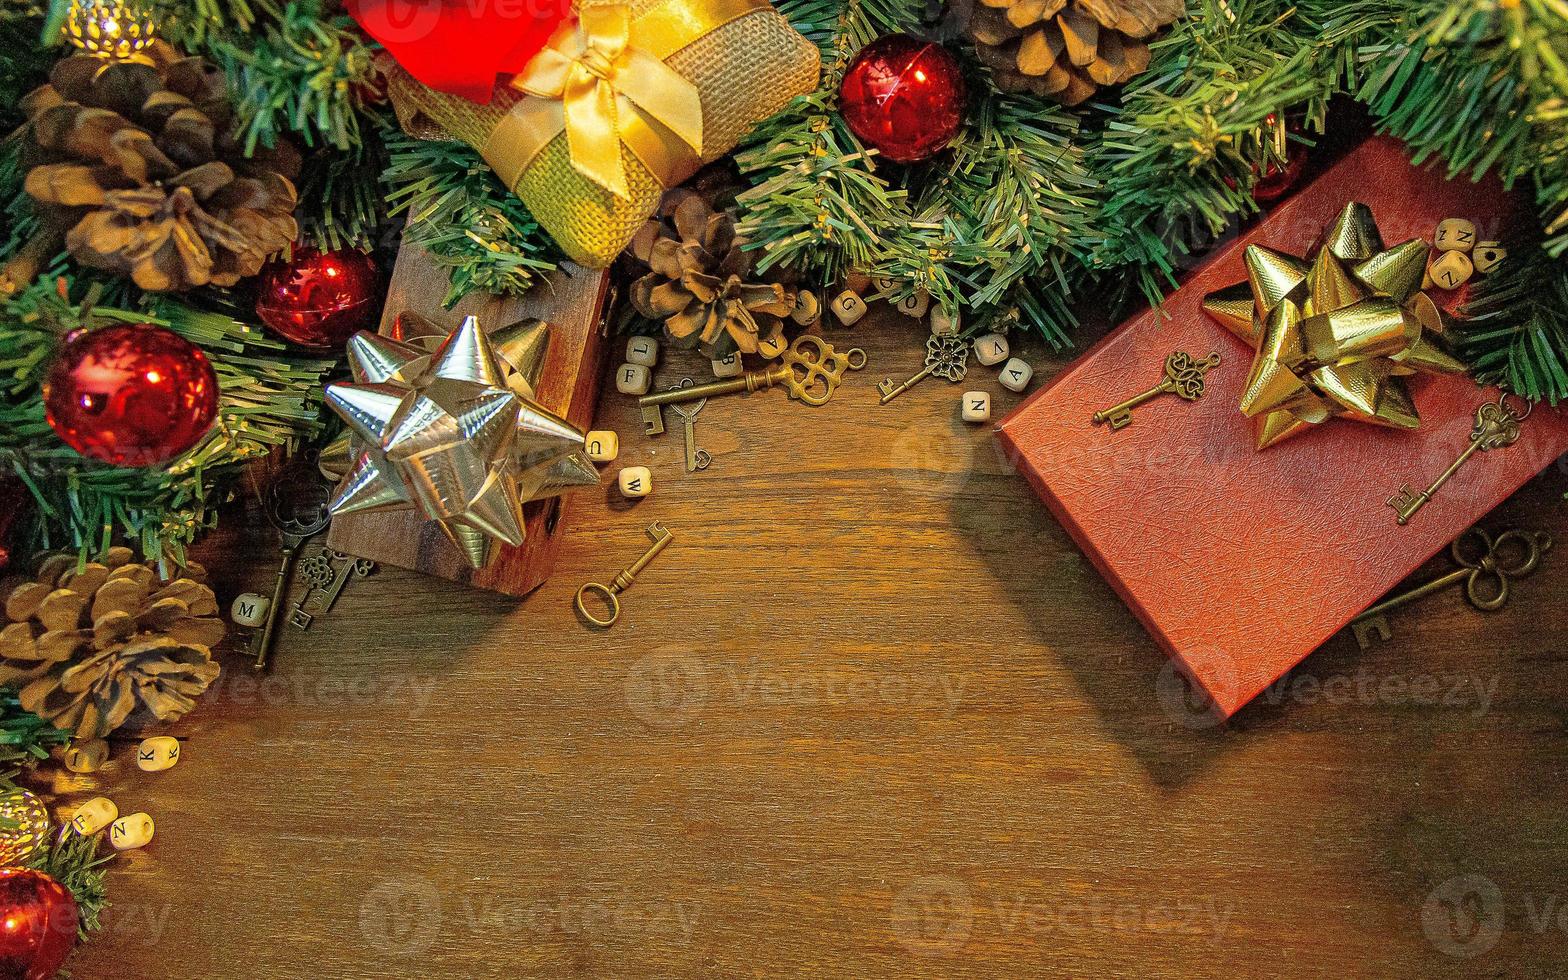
left=639, top=335, right=866, bottom=434
left=1387, top=398, right=1527, bottom=525
left=1349, top=527, right=1551, bottom=649
left=1092, top=351, right=1221, bottom=430
left=575, top=522, right=675, bottom=627
left=877, top=334, right=967, bottom=405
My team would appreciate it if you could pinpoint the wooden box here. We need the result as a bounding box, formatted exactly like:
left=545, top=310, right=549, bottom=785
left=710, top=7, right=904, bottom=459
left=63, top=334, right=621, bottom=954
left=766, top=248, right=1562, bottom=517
left=325, top=237, right=611, bottom=598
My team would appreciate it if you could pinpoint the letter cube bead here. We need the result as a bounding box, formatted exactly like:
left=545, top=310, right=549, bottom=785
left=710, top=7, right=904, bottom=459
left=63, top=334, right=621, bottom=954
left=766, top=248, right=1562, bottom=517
left=110, top=812, right=154, bottom=851
left=1435, top=218, right=1477, bottom=253
left=626, top=335, right=659, bottom=367
left=999, top=357, right=1034, bottom=393
left=930, top=306, right=961, bottom=337
left=961, top=391, right=992, bottom=423
left=895, top=290, right=931, bottom=319
left=230, top=593, right=270, bottom=628
left=1428, top=250, right=1475, bottom=291
left=63, top=738, right=109, bottom=774
left=871, top=274, right=898, bottom=296
left=618, top=466, right=652, bottom=499
left=615, top=362, right=652, bottom=396
left=790, top=289, right=820, bottom=326
left=137, top=736, right=180, bottom=772
left=973, top=333, right=1010, bottom=366
left=711, top=352, right=744, bottom=378
left=831, top=290, right=867, bottom=326
left=1472, top=242, right=1507, bottom=275
left=585, top=430, right=619, bottom=463
left=757, top=333, right=787, bottom=359
left=71, top=797, right=118, bottom=836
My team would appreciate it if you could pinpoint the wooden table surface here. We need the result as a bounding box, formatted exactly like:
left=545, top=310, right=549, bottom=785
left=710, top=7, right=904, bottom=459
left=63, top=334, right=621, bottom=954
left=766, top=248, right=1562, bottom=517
left=59, top=310, right=1568, bottom=978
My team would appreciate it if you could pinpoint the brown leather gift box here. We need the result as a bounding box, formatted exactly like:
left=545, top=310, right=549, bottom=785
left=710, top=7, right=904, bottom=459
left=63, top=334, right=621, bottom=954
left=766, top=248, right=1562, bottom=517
left=996, top=136, right=1568, bottom=719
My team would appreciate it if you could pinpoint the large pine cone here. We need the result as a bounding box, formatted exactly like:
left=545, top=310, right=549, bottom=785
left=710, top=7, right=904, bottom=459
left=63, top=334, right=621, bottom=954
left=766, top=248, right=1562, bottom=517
left=627, top=191, right=794, bottom=359
left=12, top=41, right=300, bottom=292
left=964, top=0, right=1184, bottom=105
left=0, top=547, right=224, bottom=741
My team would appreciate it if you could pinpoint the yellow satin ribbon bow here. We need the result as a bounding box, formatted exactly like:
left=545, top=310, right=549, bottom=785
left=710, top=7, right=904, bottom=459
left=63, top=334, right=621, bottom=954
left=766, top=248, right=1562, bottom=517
left=512, top=4, right=704, bottom=199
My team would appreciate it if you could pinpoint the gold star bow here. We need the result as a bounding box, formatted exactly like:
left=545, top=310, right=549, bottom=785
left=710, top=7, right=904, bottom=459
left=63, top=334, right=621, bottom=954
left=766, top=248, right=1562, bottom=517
left=1202, top=202, right=1466, bottom=450
left=325, top=315, right=597, bottom=569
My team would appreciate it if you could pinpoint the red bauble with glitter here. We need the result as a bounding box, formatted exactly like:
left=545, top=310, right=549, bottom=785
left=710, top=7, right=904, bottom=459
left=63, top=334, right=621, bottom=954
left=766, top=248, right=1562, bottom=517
left=44, top=325, right=219, bottom=468
left=255, top=246, right=379, bottom=350
left=838, top=34, right=966, bottom=164
left=0, top=869, right=79, bottom=980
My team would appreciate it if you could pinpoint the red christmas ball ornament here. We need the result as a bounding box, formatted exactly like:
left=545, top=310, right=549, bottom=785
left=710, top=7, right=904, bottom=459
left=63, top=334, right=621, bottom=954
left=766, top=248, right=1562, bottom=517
left=255, top=246, right=379, bottom=350
left=44, top=325, right=219, bottom=468
left=0, top=868, right=79, bottom=980
left=1250, top=142, right=1308, bottom=203
left=838, top=34, right=966, bottom=164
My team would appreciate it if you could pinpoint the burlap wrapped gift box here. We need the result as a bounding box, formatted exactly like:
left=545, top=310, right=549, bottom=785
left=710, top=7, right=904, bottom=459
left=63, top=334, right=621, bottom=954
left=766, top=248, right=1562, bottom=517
left=383, top=0, right=820, bottom=268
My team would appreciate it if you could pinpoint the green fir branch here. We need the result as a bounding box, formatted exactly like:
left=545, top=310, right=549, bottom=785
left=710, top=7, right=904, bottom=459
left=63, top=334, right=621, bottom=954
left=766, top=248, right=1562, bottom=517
left=0, top=691, right=69, bottom=768
left=1459, top=247, right=1568, bottom=403
left=26, top=830, right=110, bottom=940
left=382, top=129, right=565, bottom=307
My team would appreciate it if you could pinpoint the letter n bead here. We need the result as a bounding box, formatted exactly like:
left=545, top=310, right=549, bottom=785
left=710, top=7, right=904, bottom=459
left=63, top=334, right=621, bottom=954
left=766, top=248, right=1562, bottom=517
left=110, top=812, right=155, bottom=851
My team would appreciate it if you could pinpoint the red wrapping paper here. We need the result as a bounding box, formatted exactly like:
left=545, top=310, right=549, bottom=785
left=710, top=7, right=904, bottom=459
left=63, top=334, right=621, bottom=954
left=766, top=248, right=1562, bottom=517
left=997, top=136, right=1568, bottom=718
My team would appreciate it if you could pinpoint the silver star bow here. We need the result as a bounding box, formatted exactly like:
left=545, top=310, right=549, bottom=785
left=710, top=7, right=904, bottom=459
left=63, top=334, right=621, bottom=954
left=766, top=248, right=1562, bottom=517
left=325, top=314, right=597, bottom=569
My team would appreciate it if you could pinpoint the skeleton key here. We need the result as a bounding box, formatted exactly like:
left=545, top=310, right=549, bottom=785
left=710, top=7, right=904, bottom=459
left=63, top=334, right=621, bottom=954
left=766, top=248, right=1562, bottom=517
left=1093, top=351, right=1221, bottom=430
left=1388, top=398, right=1528, bottom=525
left=575, top=521, right=675, bottom=627
left=877, top=334, right=968, bottom=404
left=1350, top=528, right=1551, bottom=649
left=638, top=336, right=867, bottom=433
left=666, top=379, right=712, bottom=472
left=251, top=459, right=332, bottom=670
left=289, top=549, right=376, bottom=629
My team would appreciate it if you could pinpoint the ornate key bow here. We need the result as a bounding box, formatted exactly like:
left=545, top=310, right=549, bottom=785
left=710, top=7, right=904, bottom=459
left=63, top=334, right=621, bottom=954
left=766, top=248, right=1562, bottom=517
left=509, top=4, right=703, bottom=199
left=781, top=334, right=866, bottom=405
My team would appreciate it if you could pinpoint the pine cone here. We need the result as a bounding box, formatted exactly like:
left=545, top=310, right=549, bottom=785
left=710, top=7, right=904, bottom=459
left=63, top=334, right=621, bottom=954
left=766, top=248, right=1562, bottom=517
left=7, top=41, right=300, bottom=293
left=626, top=191, right=794, bottom=359
left=0, top=547, right=224, bottom=741
left=963, top=0, right=1184, bottom=105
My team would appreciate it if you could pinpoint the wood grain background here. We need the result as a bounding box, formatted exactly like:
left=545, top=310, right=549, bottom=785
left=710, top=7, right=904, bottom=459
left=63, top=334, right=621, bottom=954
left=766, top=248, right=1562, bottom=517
left=55, top=309, right=1568, bottom=978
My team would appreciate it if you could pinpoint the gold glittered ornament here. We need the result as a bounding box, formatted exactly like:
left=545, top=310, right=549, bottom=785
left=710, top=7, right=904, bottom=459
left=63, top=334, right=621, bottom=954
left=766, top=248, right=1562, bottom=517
left=0, top=789, right=51, bottom=866
left=325, top=314, right=598, bottom=570
left=1202, top=202, right=1468, bottom=450
left=63, top=0, right=156, bottom=64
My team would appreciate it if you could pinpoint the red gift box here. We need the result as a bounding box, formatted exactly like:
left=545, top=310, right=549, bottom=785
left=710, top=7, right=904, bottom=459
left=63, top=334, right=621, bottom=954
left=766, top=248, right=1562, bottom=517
left=996, top=136, right=1568, bottom=718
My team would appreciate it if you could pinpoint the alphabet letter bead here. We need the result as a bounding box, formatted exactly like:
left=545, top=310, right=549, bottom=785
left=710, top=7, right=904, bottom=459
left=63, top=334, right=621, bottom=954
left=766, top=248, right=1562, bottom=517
left=790, top=289, right=820, bottom=326
left=831, top=290, right=867, bottom=326
left=63, top=738, right=109, bottom=774
left=615, top=363, right=652, bottom=396
left=109, top=812, right=154, bottom=851
left=961, top=391, right=992, bottom=423
left=1435, top=218, right=1477, bottom=253
left=618, top=466, right=652, bottom=499
left=999, top=357, right=1034, bottom=393
left=895, top=290, right=931, bottom=319
left=71, top=798, right=118, bottom=836
left=626, top=336, right=659, bottom=367
left=1428, top=250, right=1474, bottom=291
left=585, top=430, right=619, bottom=463
left=137, top=736, right=181, bottom=772
left=871, top=274, right=898, bottom=295
left=230, top=593, right=269, bottom=628
left=973, top=333, right=1010, bottom=366
left=711, top=352, right=744, bottom=378
left=1472, top=242, right=1507, bottom=274
left=930, top=306, right=961, bottom=337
